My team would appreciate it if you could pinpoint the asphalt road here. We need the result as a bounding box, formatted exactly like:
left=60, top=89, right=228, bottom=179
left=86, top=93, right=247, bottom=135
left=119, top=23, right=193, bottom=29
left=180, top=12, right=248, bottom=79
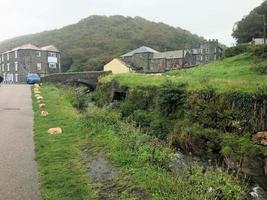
left=0, top=84, right=41, bottom=200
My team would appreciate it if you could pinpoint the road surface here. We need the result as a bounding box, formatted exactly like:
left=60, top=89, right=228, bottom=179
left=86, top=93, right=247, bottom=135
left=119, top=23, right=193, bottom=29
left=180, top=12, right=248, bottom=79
left=0, top=84, right=41, bottom=200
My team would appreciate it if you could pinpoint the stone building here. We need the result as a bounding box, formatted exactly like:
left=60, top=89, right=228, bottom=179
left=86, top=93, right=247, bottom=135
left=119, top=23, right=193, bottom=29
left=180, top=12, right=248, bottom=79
left=120, top=40, right=223, bottom=73
left=0, top=44, right=61, bottom=83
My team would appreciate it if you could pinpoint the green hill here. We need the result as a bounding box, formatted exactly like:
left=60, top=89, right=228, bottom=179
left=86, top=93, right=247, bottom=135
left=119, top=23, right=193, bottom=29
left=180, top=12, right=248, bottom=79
left=101, top=53, right=267, bottom=94
left=0, top=15, right=205, bottom=72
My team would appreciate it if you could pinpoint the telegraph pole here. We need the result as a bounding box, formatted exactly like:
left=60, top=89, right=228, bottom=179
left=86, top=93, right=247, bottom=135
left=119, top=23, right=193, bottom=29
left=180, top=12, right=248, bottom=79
left=263, top=15, right=266, bottom=44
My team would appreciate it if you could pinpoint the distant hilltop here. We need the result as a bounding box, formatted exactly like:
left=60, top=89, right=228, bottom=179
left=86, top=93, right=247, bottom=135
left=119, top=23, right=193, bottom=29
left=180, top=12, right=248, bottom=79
left=0, top=15, right=207, bottom=72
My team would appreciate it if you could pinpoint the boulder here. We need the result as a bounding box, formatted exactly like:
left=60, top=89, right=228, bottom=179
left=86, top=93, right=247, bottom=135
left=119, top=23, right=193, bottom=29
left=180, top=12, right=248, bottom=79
left=36, top=96, right=44, bottom=100
left=41, top=111, right=49, bottom=117
left=252, top=131, right=267, bottom=146
left=48, top=128, right=62, bottom=135
left=39, top=103, right=46, bottom=109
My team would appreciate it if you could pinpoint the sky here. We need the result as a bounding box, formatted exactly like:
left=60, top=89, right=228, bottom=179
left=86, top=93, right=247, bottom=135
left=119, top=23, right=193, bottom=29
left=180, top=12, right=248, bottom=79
left=0, top=0, right=263, bottom=46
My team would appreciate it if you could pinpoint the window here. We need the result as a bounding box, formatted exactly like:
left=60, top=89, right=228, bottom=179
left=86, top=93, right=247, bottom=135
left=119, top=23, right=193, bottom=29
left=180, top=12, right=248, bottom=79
left=36, top=51, right=41, bottom=57
left=7, top=63, right=10, bottom=71
left=37, top=63, right=42, bottom=70
left=48, top=52, right=57, bottom=57
left=15, top=51, right=18, bottom=58
left=15, top=62, right=18, bottom=71
left=49, top=63, right=57, bottom=69
left=7, top=53, right=9, bottom=61
left=214, top=48, right=217, bottom=53
left=2, top=54, right=4, bottom=61
left=206, top=48, right=209, bottom=54
left=1, top=64, right=4, bottom=72
left=206, top=55, right=209, bottom=61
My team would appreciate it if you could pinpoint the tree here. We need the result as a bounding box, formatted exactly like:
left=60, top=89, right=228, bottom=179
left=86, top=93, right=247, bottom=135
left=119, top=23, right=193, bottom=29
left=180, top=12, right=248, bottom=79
left=232, top=1, right=267, bottom=43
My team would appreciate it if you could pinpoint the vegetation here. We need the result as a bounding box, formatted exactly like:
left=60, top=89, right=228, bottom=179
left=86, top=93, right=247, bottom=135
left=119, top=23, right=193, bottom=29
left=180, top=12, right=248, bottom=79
left=94, top=52, right=267, bottom=193
left=32, top=85, right=95, bottom=200
left=101, top=53, right=267, bottom=93
left=33, top=84, right=247, bottom=199
left=0, top=15, right=205, bottom=72
left=232, top=1, right=267, bottom=43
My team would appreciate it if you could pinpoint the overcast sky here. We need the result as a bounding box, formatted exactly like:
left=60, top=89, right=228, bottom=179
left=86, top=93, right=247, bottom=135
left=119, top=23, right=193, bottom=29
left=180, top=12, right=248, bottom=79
left=0, top=0, right=263, bottom=46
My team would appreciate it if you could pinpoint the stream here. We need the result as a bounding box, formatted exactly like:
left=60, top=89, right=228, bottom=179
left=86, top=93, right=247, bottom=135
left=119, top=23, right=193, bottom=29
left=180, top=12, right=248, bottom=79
left=171, top=151, right=267, bottom=200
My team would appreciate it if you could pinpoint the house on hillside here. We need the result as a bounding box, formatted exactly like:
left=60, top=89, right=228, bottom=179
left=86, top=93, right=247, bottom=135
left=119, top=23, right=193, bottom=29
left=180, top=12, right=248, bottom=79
left=121, top=46, right=159, bottom=72
left=0, top=44, right=61, bottom=83
left=117, top=40, right=222, bottom=73
left=104, top=58, right=133, bottom=74
left=251, top=38, right=266, bottom=45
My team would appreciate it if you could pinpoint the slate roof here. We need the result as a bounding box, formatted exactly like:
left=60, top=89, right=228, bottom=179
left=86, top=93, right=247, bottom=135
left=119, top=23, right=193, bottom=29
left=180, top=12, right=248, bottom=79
left=153, top=50, right=189, bottom=59
left=1, top=44, right=60, bottom=54
left=41, top=45, right=60, bottom=52
left=121, top=46, right=159, bottom=57
left=15, top=44, right=41, bottom=50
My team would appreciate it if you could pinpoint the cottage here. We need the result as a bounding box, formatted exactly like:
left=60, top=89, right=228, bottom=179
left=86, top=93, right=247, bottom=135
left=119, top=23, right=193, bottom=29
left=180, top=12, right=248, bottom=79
left=118, top=39, right=222, bottom=73
left=0, top=44, right=61, bottom=83
left=104, top=58, right=133, bottom=74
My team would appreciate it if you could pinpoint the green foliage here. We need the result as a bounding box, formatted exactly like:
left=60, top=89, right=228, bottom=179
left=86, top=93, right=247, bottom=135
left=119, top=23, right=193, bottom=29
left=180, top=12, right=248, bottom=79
left=0, top=15, right=205, bottom=72
left=252, top=44, right=267, bottom=58
left=220, top=133, right=266, bottom=159
left=64, top=87, right=91, bottom=111
left=224, top=44, right=251, bottom=58
left=156, top=82, right=187, bottom=117
left=232, top=1, right=267, bottom=43
left=82, top=105, right=246, bottom=199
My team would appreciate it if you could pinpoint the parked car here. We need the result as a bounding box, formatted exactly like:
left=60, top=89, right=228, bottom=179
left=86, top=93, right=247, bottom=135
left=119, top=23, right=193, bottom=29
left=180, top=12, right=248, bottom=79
left=26, top=73, right=40, bottom=84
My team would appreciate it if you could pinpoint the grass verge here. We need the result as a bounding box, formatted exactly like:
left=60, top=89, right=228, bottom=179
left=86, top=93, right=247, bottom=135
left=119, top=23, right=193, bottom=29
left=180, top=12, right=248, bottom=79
left=32, top=84, right=96, bottom=200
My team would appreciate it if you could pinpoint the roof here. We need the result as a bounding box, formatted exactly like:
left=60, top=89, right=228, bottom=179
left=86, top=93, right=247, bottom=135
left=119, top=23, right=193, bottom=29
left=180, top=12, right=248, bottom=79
left=1, top=43, right=60, bottom=54
left=11, top=44, right=41, bottom=52
left=121, top=46, right=159, bottom=57
left=153, top=50, right=189, bottom=59
left=41, top=45, right=60, bottom=52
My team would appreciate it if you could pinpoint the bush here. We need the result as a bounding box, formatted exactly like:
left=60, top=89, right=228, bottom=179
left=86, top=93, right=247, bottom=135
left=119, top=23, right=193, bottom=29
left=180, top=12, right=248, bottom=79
left=252, top=44, right=267, bottom=58
left=253, top=64, right=267, bottom=74
left=224, top=44, right=250, bottom=58
left=65, top=86, right=91, bottom=111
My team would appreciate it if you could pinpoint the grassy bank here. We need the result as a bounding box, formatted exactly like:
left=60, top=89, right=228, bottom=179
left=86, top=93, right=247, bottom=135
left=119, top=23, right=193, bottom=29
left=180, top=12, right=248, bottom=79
left=100, top=54, right=267, bottom=93
left=33, top=84, right=246, bottom=200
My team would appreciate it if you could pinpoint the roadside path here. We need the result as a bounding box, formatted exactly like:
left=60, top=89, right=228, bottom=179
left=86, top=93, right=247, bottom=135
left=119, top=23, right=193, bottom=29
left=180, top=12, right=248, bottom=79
left=0, top=84, right=41, bottom=200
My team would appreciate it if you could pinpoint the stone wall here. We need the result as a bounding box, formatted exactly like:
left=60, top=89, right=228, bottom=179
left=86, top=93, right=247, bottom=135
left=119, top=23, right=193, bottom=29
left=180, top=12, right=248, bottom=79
left=41, top=71, right=111, bottom=85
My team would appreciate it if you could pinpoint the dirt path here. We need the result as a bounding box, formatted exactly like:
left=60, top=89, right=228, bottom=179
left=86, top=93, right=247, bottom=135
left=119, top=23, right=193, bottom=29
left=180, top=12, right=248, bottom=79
left=0, top=85, right=41, bottom=200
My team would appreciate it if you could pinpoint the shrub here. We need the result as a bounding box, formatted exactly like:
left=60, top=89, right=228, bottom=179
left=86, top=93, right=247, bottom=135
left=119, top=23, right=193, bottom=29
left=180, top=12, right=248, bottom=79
left=252, top=44, right=267, bottom=58
left=253, top=64, right=267, bottom=74
left=224, top=44, right=250, bottom=58
left=156, top=82, right=187, bottom=118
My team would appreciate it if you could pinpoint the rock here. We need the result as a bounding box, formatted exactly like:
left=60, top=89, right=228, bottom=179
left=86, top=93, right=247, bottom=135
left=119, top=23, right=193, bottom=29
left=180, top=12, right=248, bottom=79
left=48, top=128, right=62, bottom=135
left=252, top=131, right=267, bottom=146
left=39, top=103, right=46, bottom=109
left=34, top=84, right=40, bottom=88
left=41, top=111, right=49, bottom=117
left=36, top=96, right=43, bottom=100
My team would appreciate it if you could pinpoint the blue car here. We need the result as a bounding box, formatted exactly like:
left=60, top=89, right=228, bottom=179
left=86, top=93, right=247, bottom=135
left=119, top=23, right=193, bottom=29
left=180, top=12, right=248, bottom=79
left=26, top=73, right=41, bottom=84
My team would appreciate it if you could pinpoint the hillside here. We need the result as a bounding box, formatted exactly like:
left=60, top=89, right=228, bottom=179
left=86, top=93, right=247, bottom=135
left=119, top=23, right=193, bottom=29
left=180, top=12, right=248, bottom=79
left=101, top=53, right=267, bottom=94
left=0, top=15, right=205, bottom=72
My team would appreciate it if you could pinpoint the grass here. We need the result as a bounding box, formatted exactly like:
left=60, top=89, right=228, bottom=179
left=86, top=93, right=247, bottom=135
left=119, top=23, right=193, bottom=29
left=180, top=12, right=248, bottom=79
left=32, top=85, right=96, bottom=200
left=33, top=84, right=246, bottom=200
left=100, top=54, right=267, bottom=93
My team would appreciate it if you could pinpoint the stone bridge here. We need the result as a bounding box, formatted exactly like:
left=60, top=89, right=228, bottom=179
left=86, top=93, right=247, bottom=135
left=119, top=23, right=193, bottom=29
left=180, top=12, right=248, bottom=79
left=41, top=71, right=111, bottom=90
